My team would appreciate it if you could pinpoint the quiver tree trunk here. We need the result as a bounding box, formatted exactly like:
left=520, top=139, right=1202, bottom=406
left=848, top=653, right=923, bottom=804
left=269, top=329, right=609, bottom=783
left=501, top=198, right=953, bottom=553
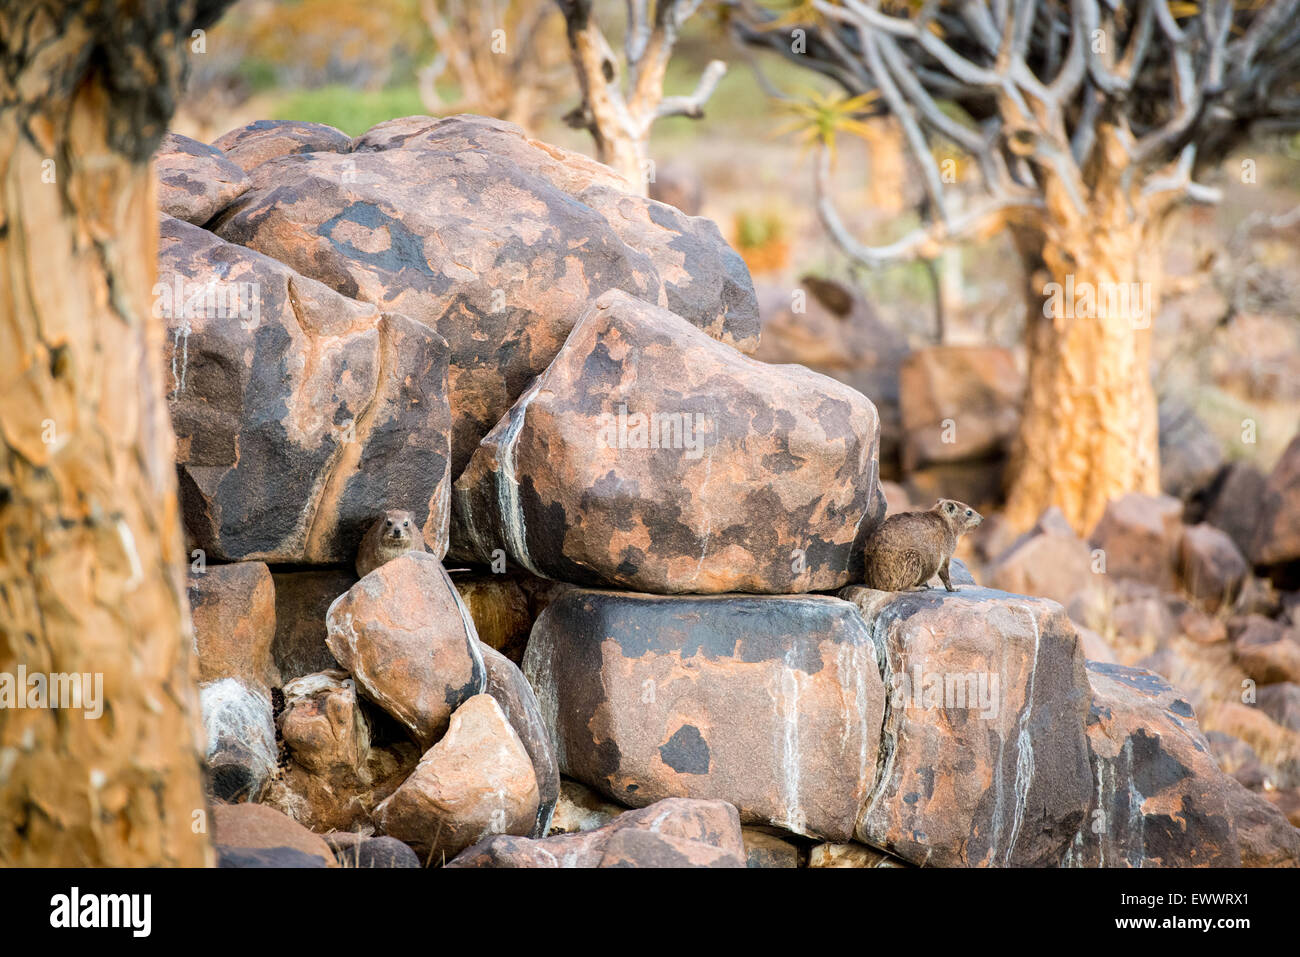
left=0, top=0, right=225, bottom=866
left=1004, top=135, right=1167, bottom=536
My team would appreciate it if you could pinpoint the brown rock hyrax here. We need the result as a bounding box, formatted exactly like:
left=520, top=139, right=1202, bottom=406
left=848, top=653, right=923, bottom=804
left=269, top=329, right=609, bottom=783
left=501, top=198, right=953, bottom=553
left=356, top=510, right=426, bottom=578
left=862, top=499, right=983, bottom=592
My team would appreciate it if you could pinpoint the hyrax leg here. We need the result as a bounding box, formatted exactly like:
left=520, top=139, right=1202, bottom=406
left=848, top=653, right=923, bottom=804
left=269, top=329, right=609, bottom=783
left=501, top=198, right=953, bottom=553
left=938, top=559, right=955, bottom=592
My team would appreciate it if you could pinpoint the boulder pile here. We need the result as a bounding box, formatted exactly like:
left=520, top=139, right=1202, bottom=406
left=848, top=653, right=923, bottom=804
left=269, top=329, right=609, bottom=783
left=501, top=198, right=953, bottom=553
left=157, top=114, right=1299, bottom=867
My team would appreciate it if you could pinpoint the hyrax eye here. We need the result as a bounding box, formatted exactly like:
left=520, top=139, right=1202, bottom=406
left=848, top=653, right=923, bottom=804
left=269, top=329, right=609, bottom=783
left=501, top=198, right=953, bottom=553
left=385, top=519, right=393, bottom=527
left=403, top=520, right=409, bottom=527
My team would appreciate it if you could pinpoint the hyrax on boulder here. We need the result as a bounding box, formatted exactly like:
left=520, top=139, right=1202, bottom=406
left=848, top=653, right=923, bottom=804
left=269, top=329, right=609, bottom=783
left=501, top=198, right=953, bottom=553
left=862, top=499, right=983, bottom=592
left=356, top=510, right=427, bottom=578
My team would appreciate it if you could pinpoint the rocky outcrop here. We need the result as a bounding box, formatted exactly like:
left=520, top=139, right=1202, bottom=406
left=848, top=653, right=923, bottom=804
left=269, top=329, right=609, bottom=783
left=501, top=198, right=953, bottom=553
left=524, top=588, right=885, bottom=840
left=375, top=694, right=539, bottom=863
left=160, top=215, right=452, bottom=564
left=210, top=114, right=758, bottom=474
left=451, top=290, right=884, bottom=594
left=325, top=552, right=485, bottom=749
left=841, top=585, right=1093, bottom=867
left=447, top=797, right=745, bottom=868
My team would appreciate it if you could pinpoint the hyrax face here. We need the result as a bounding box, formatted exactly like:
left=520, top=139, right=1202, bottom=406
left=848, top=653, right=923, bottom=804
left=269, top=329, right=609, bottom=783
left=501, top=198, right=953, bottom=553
left=380, top=510, right=417, bottom=545
left=936, top=499, right=983, bottom=532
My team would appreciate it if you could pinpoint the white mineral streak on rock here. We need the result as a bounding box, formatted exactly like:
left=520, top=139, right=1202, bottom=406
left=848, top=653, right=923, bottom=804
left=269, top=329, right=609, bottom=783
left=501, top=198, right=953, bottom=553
left=522, top=624, right=566, bottom=773
left=775, top=646, right=807, bottom=835
left=1003, top=603, right=1041, bottom=864
left=495, top=382, right=545, bottom=577
left=199, top=677, right=277, bottom=781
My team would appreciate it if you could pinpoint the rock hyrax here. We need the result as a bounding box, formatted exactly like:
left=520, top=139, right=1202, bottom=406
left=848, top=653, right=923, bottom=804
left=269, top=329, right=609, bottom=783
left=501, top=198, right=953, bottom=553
left=356, top=510, right=426, bottom=578
left=862, top=499, right=983, bottom=592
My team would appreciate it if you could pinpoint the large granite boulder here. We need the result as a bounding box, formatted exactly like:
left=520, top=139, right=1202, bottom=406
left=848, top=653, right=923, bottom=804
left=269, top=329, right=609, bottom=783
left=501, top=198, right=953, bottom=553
left=325, top=552, right=486, bottom=749
left=158, top=215, right=452, bottom=564
left=524, top=589, right=885, bottom=841
left=451, top=290, right=883, bottom=594
left=154, top=133, right=249, bottom=225
left=447, top=797, right=745, bottom=868
left=840, top=585, right=1093, bottom=867
left=210, top=114, right=758, bottom=474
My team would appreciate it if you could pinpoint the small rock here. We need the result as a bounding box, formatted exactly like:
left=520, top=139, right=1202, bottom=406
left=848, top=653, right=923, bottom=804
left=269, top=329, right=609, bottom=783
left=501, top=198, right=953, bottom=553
left=742, top=827, right=802, bottom=868
left=986, top=507, right=1105, bottom=610
left=898, top=346, right=1023, bottom=470
left=1253, top=432, right=1300, bottom=585
left=447, top=798, right=744, bottom=868
left=212, top=802, right=336, bottom=867
left=1257, top=683, right=1300, bottom=732
left=324, top=833, right=421, bottom=869
left=188, top=561, right=279, bottom=690
left=808, top=842, right=908, bottom=868
left=1178, top=523, right=1249, bottom=610
left=1090, top=493, right=1184, bottom=590
left=374, top=694, right=539, bottom=864
left=199, top=678, right=276, bottom=802
left=1231, top=616, right=1300, bottom=685
left=1204, top=461, right=1268, bottom=559
left=1158, top=397, right=1224, bottom=502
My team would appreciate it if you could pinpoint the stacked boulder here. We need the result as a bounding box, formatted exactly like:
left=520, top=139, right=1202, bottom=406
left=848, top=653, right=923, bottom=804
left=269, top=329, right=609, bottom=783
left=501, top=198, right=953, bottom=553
left=157, top=114, right=1299, bottom=867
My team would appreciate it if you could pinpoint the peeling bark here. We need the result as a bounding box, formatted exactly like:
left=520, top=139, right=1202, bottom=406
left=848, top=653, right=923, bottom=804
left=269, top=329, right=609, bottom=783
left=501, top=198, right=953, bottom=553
left=0, top=0, right=229, bottom=866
